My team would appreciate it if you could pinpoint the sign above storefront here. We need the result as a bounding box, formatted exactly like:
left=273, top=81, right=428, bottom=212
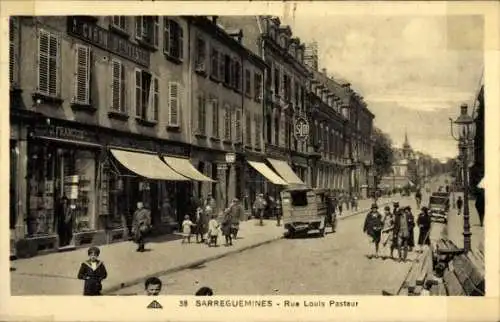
left=294, top=115, right=310, bottom=142
left=225, top=153, right=236, bottom=164
left=31, top=124, right=98, bottom=144
left=67, top=16, right=150, bottom=67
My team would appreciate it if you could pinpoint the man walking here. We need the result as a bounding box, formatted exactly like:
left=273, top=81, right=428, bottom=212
left=253, top=193, right=267, bottom=226
left=363, top=203, right=383, bottom=258
left=132, top=201, right=151, bottom=252
left=230, top=198, right=244, bottom=239
left=394, top=205, right=410, bottom=262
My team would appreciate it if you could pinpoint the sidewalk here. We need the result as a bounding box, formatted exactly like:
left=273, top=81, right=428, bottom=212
left=10, top=197, right=391, bottom=295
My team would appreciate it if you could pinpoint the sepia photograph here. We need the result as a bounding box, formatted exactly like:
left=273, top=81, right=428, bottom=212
left=2, top=1, right=499, bottom=321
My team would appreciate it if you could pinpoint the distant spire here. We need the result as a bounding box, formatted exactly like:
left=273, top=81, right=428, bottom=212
left=403, top=129, right=410, bottom=148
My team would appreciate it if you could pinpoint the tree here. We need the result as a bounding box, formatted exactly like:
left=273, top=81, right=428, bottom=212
left=372, top=128, right=394, bottom=187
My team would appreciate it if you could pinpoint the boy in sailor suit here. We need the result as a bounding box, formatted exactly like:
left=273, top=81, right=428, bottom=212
left=77, top=246, right=108, bottom=296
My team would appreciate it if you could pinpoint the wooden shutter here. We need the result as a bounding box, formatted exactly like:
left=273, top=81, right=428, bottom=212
left=134, top=68, right=142, bottom=117
left=153, top=17, right=159, bottom=48
left=152, top=76, right=159, bottom=121
left=74, top=44, right=90, bottom=104
left=168, top=82, right=180, bottom=126
left=219, top=52, right=225, bottom=82
left=212, top=99, right=219, bottom=138
left=9, top=17, right=19, bottom=86
left=197, top=93, right=206, bottom=134
left=245, top=111, right=252, bottom=146
left=178, top=24, right=184, bottom=60
left=38, top=29, right=49, bottom=95
left=235, top=109, right=242, bottom=143
left=111, top=59, right=123, bottom=112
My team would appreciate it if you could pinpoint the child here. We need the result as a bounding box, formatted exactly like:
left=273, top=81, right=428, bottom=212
left=207, top=214, right=220, bottom=247
left=181, top=215, right=195, bottom=244
left=77, top=246, right=108, bottom=296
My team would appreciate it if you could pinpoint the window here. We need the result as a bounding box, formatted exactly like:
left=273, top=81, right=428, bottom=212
left=274, top=116, right=280, bottom=146
left=110, top=59, right=125, bottom=112
left=245, top=111, right=252, bottom=146
left=134, top=69, right=159, bottom=122
left=135, top=16, right=159, bottom=48
left=290, top=190, right=308, bottom=207
left=194, top=37, right=207, bottom=71
left=211, top=48, right=219, bottom=79
left=111, top=16, right=127, bottom=31
left=211, top=98, right=219, bottom=138
left=38, top=29, right=60, bottom=97
left=235, top=109, right=242, bottom=143
left=294, top=81, right=299, bottom=107
left=245, top=69, right=251, bottom=97
left=168, top=82, right=181, bottom=126
left=255, top=115, right=261, bottom=148
left=223, top=55, right=231, bottom=85
left=232, top=60, right=241, bottom=91
left=274, top=66, right=280, bottom=95
left=265, top=114, right=272, bottom=144
left=196, top=92, right=206, bottom=135
left=9, top=17, right=19, bottom=87
left=163, top=18, right=183, bottom=60
left=224, top=105, right=232, bottom=141
left=73, top=44, right=91, bottom=105
left=254, top=72, right=262, bottom=102
left=219, top=52, right=225, bottom=82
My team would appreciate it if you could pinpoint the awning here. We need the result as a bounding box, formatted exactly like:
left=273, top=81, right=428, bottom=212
left=162, top=156, right=215, bottom=182
left=267, top=158, right=305, bottom=185
left=110, top=149, right=188, bottom=181
left=247, top=161, right=288, bottom=185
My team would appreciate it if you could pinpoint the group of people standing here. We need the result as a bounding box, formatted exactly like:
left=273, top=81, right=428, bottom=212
left=363, top=201, right=432, bottom=262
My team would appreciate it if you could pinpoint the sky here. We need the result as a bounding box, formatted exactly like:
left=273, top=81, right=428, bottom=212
left=282, top=13, right=484, bottom=160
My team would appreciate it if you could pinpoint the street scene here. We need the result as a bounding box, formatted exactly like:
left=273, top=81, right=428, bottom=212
left=8, top=14, right=485, bottom=297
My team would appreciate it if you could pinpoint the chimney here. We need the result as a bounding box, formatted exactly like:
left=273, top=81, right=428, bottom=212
left=212, top=16, right=218, bottom=24
left=227, top=29, right=244, bottom=44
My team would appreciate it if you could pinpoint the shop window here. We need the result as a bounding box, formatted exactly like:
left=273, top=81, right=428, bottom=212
left=9, top=17, right=19, bottom=87
left=134, top=69, right=159, bottom=122
left=163, top=18, right=183, bottom=61
left=37, top=29, right=60, bottom=97
left=136, top=16, right=159, bottom=48
left=73, top=44, right=91, bottom=105
left=110, top=59, right=126, bottom=113
left=168, top=81, right=181, bottom=127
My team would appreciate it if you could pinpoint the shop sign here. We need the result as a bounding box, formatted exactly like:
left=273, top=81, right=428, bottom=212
left=67, top=16, right=150, bottom=67
left=294, top=115, right=310, bottom=142
left=32, top=124, right=97, bottom=143
left=225, top=152, right=236, bottom=163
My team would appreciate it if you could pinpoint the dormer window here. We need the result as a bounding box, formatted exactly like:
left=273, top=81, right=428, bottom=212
left=280, top=35, right=287, bottom=48
left=289, top=43, right=296, bottom=57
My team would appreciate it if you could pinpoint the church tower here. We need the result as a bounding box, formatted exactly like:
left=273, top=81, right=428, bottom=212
left=402, top=130, right=412, bottom=160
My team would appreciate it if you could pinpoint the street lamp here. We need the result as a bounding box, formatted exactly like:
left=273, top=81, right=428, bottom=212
left=449, top=103, right=476, bottom=252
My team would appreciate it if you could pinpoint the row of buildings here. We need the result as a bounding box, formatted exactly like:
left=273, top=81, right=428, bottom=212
left=9, top=16, right=375, bottom=255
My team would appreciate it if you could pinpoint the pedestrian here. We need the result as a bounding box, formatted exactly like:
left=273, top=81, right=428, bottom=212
left=253, top=193, right=266, bottom=226
left=456, top=196, right=463, bottom=216
left=405, top=206, right=416, bottom=251
left=131, top=201, right=151, bottom=252
left=325, top=191, right=335, bottom=233
left=394, top=205, right=410, bottom=262
left=77, top=246, right=108, bottom=296
left=275, top=198, right=282, bottom=227
left=352, top=194, right=358, bottom=211
left=338, top=195, right=343, bottom=216
left=181, top=215, right=195, bottom=244
left=195, top=286, right=214, bottom=296
left=221, top=206, right=233, bottom=246
left=415, top=189, right=422, bottom=209
left=381, top=206, right=395, bottom=259
left=194, top=206, right=206, bottom=243
left=417, top=206, right=432, bottom=252
left=230, top=198, right=244, bottom=239
left=145, top=277, right=162, bottom=296
left=57, top=195, right=74, bottom=247
left=363, top=203, right=383, bottom=259
left=207, top=214, right=220, bottom=247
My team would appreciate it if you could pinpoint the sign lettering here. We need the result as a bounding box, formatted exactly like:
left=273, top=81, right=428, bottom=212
left=68, top=16, right=150, bottom=67
left=32, top=124, right=95, bottom=142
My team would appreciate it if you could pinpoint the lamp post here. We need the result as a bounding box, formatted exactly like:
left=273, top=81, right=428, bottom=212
left=449, top=103, right=476, bottom=253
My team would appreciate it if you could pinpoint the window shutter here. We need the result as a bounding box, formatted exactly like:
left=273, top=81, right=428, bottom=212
left=168, top=82, right=180, bottom=126
left=38, top=29, right=50, bottom=95
left=163, top=18, right=170, bottom=54
left=235, top=109, right=242, bottom=143
left=178, top=25, right=184, bottom=60
left=245, top=111, right=252, bottom=146
left=111, top=59, right=123, bottom=112
left=48, top=32, right=60, bottom=97
left=153, top=17, right=159, bottom=48
left=74, top=44, right=90, bottom=104
left=152, top=76, right=159, bottom=121
left=9, top=17, right=19, bottom=86
left=134, top=68, right=142, bottom=117
left=219, top=52, right=225, bottom=81
left=212, top=99, right=219, bottom=138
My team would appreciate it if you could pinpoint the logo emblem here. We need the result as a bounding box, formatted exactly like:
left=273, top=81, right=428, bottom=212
left=147, top=300, right=163, bottom=309
left=294, top=115, right=310, bottom=142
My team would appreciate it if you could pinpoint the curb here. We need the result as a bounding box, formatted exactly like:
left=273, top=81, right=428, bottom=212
left=104, top=200, right=391, bottom=294
left=102, top=234, right=283, bottom=294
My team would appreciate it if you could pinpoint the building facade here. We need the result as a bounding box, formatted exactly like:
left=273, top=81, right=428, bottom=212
left=9, top=15, right=210, bottom=255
